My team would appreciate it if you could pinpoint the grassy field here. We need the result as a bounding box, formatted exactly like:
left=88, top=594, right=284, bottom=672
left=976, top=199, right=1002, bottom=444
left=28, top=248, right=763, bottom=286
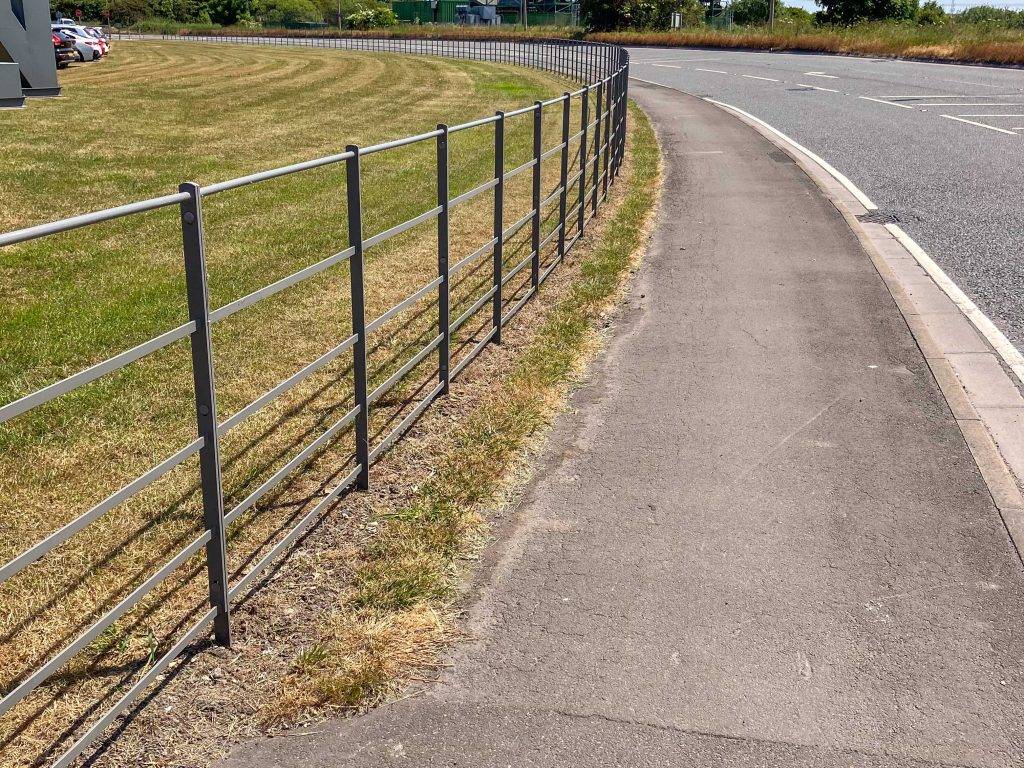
left=0, top=39, right=594, bottom=766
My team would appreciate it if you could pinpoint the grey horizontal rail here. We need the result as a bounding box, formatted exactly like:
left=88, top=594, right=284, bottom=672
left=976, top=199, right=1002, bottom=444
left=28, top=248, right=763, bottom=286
left=228, top=463, right=361, bottom=601
left=502, top=251, right=535, bottom=287
left=368, top=333, right=443, bottom=405
left=541, top=142, right=566, bottom=161
left=0, top=528, right=211, bottom=719
left=209, top=246, right=355, bottom=324
left=503, top=210, right=534, bottom=241
left=541, top=186, right=564, bottom=210
left=452, top=286, right=497, bottom=333
left=0, top=192, right=189, bottom=247
left=450, top=178, right=498, bottom=209
left=218, top=334, right=358, bottom=436
left=0, top=437, right=203, bottom=586
left=448, top=113, right=501, bottom=134
left=450, top=238, right=497, bottom=277
left=365, top=278, right=442, bottom=336
left=451, top=326, right=497, bottom=381
left=503, top=158, right=536, bottom=182
left=539, top=222, right=563, bottom=253
left=541, top=94, right=568, bottom=107
left=504, top=103, right=540, bottom=119
left=362, top=206, right=442, bottom=252
left=224, top=404, right=361, bottom=526
left=200, top=150, right=355, bottom=196
left=0, top=320, right=196, bottom=426
left=501, top=287, right=536, bottom=326
left=368, top=380, right=445, bottom=464
left=361, top=128, right=443, bottom=156
left=51, top=606, right=217, bottom=768
left=540, top=257, right=560, bottom=286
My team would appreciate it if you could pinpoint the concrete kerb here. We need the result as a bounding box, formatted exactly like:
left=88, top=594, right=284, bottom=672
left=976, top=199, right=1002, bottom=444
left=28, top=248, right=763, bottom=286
left=630, top=77, right=1024, bottom=563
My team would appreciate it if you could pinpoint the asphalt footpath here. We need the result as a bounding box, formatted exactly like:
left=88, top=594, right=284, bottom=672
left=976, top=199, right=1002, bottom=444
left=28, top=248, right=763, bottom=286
left=220, top=82, right=1024, bottom=768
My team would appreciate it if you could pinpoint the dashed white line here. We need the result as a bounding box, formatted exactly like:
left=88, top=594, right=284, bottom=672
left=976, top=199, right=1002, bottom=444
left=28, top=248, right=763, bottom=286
left=649, top=64, right=683, bottom=69
left=796, top=83, right=840, bottom=93
left=858, top=96, right=915, bottom=110
left=917, top=103, right=1024, bottom=107
left=695, top=68, right=729, bottom=74
left=957, top=114, right=1024, bottom=118
left=940, top=115, right=1019, bottom=135
left=804, top=71, right=839, bottom=79
left=742, top=74, right=780, bottom=82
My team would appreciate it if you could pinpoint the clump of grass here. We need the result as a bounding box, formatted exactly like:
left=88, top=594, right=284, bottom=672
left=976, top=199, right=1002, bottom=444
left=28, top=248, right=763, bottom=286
left=267, top=102, right=660, bottom=724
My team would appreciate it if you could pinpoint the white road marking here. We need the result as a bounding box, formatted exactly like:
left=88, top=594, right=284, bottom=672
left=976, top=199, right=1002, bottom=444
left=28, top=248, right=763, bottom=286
left=634, top=57, right=723, bottom=64
left=858, top=96, right=914, bottom=110
left=796, top=83, right=840, bottom=93
left=886, top=224, right=1024, bottom=385
left=686, top=150, right=726, bottom=155
left=888, top=94, right=1021, bottom=100
left=696, top=68, right=729, bottom=74
left=702, top=98, right=877, bottom=211
left=650, top=64, right=683, bottom=69
left=742, top=75, right=780, bottom=82
left=918, top=103, right=1024, bottom=107
left=804, top=71, right=839, bottom=79
left=941, top=115, right=1019, bottom=135
left=956, top=114, right=1024, bottom=118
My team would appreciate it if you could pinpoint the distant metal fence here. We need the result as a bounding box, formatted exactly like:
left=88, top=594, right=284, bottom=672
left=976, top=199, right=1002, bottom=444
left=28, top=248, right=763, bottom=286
left=0, top=34, right=628, bottom=766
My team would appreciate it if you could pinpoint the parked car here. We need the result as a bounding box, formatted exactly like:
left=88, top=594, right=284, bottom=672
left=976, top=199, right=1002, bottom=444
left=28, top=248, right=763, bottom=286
left=51, top=25, right=103, bottom=61
left=52, top=31, right=77, bottom=69
left=84, top=27, right=109, bottom=50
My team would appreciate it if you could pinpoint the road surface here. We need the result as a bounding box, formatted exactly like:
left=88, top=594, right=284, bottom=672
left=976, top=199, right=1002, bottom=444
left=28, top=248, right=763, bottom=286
left=629, top=47, right=1024, bottom=355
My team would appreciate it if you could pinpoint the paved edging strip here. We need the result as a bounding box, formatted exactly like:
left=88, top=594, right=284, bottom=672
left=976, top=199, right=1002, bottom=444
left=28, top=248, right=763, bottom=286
left=667, top=88, right=1024, bottom=563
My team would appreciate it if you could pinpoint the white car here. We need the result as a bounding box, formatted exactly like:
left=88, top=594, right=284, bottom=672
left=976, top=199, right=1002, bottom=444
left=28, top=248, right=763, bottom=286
left=51, top=24, right=103, bottom=61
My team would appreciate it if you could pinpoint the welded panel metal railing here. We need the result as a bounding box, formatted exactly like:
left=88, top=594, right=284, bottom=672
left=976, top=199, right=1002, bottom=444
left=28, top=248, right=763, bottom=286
left=0, top=35, right=629, bottom=767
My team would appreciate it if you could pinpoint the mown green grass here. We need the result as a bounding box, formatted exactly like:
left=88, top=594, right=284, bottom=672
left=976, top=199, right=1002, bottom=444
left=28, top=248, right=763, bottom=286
left=0, top=39, right=585, bottom=768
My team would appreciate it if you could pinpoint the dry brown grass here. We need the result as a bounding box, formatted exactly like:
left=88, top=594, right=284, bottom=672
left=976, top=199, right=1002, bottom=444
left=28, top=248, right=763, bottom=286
left=0, top=39, right=588, bottom=767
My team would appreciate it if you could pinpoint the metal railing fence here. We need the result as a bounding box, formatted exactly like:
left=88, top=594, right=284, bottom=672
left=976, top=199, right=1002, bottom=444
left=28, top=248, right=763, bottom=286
left=0, top=34, right=628, bottom=767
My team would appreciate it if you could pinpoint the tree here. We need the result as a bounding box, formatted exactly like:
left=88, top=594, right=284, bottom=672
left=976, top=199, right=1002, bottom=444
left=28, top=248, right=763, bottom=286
left=815, top=0, right=918, bottom=24
left=915, top=0, right=945, bottom=24
left=580, top=0, right=704, bottom=30
left=729, top=0, right=782, bottom=25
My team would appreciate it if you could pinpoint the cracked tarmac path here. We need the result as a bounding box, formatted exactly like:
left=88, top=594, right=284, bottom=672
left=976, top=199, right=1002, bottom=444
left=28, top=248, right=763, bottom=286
left=219, top=84, right=1024, bottom=768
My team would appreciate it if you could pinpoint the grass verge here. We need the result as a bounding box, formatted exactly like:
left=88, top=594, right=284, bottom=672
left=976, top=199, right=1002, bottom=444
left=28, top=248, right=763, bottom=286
left=265, top=100, right=659, bottom=728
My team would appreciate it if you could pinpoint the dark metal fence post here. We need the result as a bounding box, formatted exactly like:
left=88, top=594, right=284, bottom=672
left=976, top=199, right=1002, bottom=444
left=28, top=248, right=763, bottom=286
left=345, top=147, right=371, bottom=490
left=591, top=82, right=602, bottom=215
left=436, top=124, right=451, bottom=394
left=492, top=110, right=505, bottom=344
left=602, top=76, right=612, bottom=201
left=531, top=101, right=543, bottom=289
left=179, top=182, right=231, bottom=647
left=557, top=92, right=571, bottom=264
left=578, top=85, right=589, bottom=236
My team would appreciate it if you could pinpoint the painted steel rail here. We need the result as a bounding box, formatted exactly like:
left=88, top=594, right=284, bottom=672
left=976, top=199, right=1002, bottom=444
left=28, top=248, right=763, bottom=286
left=0, top=34, right=628, bottom=767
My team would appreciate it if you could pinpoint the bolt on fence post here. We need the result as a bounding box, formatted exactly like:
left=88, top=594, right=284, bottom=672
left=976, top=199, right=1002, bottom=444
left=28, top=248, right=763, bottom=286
left=492, top=111, right=505, bottom=344
left=179, top=182, right=231, bottom=647
left=578, top=85, right=589, bottom=237
left=436, top=124, right=451, bottom=395
left=531, top=101, right=543, bottom=289
left=345, top=147, right=371, bottom=490
left=591, top=82, right=602, bottom=216
left=557, top=92, right=571, bottom=264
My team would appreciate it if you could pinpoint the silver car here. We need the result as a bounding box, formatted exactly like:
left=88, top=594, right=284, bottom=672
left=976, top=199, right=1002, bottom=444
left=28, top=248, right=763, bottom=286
left=51, top=25, right=103, bottom=61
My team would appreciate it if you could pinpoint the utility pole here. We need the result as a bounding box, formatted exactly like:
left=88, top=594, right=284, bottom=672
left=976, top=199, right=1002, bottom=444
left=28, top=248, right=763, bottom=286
left=522, top=0, right=528, bottom=28
left=768, top=0, right=775, bottom=28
